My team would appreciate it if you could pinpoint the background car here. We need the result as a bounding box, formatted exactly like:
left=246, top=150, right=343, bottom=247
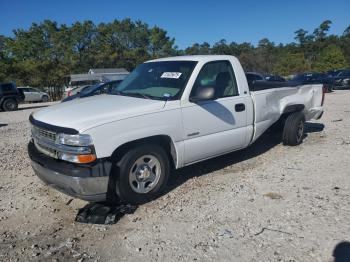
left=63, top=84, right=97, bottom=99
left=245, top=72, right=265, bottom=83
left=264, top=74, right=286, bottom=82
left=61, top=80, right=122, bottom=102
left=0, top=82, right=25, bottom=111
left=289, top=72, right=333, bottom=92
left=332, top=69, right=350, bottom=90
left=18, top=87, right=50, bottom=102
left=245, top=72, right=285, bottom=84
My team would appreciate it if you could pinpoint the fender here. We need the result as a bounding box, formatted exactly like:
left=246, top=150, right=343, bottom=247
left=85, top=108, right=184, bottom=168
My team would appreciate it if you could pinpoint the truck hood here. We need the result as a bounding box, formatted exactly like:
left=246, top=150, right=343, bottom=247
left=32, top=94, right=166, bottom=132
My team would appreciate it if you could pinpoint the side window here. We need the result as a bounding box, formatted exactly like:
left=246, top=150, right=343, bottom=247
left=191, top=60, right=238, bottom=99
left=0, top=84, right=14, bottom=93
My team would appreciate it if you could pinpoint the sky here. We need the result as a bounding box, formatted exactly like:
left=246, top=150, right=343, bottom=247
left=0, top=0, right=349, bottom=49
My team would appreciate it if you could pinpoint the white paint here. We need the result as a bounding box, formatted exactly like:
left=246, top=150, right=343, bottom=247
left=32, top=55, right=324, bottom=169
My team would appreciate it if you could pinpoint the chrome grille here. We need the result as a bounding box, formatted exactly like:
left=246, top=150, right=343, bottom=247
left=31, top=125, right=58, bottom=158
left=32, top=125, right=57, bottom=142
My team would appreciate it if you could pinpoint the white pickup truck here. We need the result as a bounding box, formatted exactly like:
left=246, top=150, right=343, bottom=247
left=28, top=55, right=324, bottom=205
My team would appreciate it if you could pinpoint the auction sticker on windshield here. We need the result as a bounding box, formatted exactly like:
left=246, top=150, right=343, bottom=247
left=161, top=72, right=182, bottom=79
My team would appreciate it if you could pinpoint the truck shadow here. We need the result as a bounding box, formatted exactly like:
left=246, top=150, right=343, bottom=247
left=0, top=124, right=8, bottom=128
left=166, top=122, right=325, bottom=193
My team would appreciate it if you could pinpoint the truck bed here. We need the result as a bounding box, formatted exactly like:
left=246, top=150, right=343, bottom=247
left=250, top=84, right=324, bottom=143
left=248, top=80, right=301, bottom=91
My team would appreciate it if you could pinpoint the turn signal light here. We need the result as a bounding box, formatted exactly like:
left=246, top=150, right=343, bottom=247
left=77, top=154, right=97, bottom=163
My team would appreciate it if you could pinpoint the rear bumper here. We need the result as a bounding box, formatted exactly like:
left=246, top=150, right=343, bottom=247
left=28, top=141, right=111, bottom=202
left=306, top=106, right=324, bottom=120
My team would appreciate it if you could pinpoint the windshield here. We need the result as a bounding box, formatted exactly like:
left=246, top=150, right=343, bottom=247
left=111, top=61, right=197, bottom=100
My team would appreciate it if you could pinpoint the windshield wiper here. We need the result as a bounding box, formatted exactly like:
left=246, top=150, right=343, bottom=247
left=123, top=92, right=161, bottom=100
left=111, top=90, right=163, bottom=100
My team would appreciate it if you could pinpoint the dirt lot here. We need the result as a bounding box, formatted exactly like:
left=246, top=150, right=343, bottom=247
left=0, top=92, right=349, bottom=262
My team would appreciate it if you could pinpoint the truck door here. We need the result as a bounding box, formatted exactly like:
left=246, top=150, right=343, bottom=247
left=31, top=88, right=42, bottom=101
left=181, top=60, right=248, bottom=164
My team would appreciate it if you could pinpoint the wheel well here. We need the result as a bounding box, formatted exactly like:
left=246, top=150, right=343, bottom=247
left=280, top=104, right=305, bottom=121
left=273, top=104, right=305, bottom=129
left=283, top=104, right=305, bottom=114
left=2, top=97, right=17, bottom=101
left=111, top=135, right=177, bottom=169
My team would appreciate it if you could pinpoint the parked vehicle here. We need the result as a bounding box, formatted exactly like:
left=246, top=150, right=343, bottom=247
left=245, top=72, right=285, bottom=84
left=28, top=55, right=324, bottom=205
left=264, top=74, right=285, bottom=82
left=332, top=69, right=350, bottom=90
left=245, top=72, right=265, bottom=83
left=18, top=87, right=50, bottom=102
left=0, top=82, right=25, bottom=111
left=61, top=80, right=122, bottom=102
left=289, top=72, right=333, bottom=92
left=63, top=68, right=129, bottom=99
left=327, top=69, right=343, bottom=78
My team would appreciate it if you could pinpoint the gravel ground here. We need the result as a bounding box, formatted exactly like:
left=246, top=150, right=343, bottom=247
left=0, top=92, right=349, bottom=262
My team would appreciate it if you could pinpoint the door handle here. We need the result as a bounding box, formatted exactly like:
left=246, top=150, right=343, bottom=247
left=235, top=103, right=245, bottom=112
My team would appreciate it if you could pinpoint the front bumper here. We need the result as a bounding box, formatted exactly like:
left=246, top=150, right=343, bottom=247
left=28, top=141, right=111, bottom=202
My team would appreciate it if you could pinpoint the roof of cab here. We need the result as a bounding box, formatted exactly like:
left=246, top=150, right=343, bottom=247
left=147, top=55, right=238, bottom=63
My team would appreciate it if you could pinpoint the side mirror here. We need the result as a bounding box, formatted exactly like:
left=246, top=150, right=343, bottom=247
left=190, top=87, right=215, bottom=103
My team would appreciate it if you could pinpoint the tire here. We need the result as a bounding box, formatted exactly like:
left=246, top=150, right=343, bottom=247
left=2, top=99, right=18, bottom=111
left=282, top=112, right=305, bottom=146
left=114, top=144, right=170, bottom=205
left=41, top=95, right=49, bottom=102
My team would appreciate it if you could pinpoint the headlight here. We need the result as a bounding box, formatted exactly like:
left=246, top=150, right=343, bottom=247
left=56, top=133, right=96, bottom=163
left=57, top=133, right=93, bottom=146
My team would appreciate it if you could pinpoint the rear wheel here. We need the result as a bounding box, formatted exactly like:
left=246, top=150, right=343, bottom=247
left=282, top=112, right=305, bottom=146
left=114, top=144, right=170, bottom=205
left=2, top=99, right=18, bottom=111
left=41, top=95, right=49, bottom=102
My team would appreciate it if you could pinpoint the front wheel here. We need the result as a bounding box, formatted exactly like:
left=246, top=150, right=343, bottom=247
left=115, top=144, right=170, bottom=205
left=282, top=112, right=305, bottom=146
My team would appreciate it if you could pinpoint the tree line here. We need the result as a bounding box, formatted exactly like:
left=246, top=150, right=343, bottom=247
left=0, top=19, right=349, bottom=93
